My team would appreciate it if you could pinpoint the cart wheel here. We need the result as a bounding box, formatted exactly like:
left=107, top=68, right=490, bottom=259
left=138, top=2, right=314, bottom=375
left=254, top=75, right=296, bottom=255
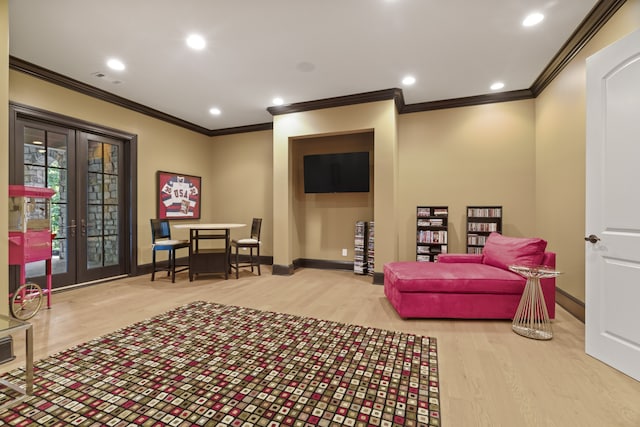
left=10, top=282, right=43, bottom=320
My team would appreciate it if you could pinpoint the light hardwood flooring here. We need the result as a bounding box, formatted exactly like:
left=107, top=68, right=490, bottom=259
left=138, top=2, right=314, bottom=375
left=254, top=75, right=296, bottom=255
left=2, top=267, right=639, bottom=426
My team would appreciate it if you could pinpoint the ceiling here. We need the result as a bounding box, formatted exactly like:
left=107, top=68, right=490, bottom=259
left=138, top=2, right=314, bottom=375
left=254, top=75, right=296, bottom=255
left=9, top=0, right=605, bottom=134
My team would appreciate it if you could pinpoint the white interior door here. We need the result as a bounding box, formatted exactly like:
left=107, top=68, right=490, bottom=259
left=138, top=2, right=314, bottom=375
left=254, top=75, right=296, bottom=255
left=585, top=28, right=640, bottom=382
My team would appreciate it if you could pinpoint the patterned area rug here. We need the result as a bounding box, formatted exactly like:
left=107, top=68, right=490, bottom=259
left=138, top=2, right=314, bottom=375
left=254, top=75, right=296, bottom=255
left=0, top=301, right=440, bottom=426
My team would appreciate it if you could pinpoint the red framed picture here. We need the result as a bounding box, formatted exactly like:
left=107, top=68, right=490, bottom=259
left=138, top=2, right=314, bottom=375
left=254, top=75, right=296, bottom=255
left=157, top=171, right=201, bottom=219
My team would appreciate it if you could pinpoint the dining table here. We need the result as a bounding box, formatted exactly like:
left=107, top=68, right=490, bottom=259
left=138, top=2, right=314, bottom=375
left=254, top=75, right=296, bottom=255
left=173, top=223, right=246, bottom=280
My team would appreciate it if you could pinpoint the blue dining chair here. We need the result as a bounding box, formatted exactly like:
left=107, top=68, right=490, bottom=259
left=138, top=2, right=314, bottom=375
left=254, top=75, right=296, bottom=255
left=150, top=219, right=190, bottom=282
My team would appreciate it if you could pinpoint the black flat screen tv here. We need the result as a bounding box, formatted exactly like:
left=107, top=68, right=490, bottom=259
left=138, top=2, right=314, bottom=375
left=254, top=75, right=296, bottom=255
left=303, top=152, right=370, bottom=193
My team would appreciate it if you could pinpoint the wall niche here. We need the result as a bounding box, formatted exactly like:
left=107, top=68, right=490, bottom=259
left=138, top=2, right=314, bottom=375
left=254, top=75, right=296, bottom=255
left=292, top=131, right=374, bottom=262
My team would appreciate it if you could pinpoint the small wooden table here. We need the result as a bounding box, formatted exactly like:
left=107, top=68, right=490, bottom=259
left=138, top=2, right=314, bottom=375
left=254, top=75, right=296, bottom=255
left=174, top=223, right=245, bottom=280
left=509, top=265, right=561, bottom=340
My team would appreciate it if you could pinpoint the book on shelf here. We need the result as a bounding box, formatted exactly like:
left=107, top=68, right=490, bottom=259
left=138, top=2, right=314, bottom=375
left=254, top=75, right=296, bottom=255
left=417, top=230, right=448, bottom=244
left=467, top=207, right=502, bottom=217
left=417, top=245, right=444, bottom=255
left=417, top=207, right=431, bottom=217
left=417, top=207, right=448, bottom=217
left=467, top=234, right=488, bottom=245
left=417, top=218, right=444, bottom=227
left=467, top=222, right=498, bottom=232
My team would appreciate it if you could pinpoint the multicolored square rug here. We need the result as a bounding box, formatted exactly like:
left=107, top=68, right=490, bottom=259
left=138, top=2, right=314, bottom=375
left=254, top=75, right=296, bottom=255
left=0, top=301, right=440, bottom=426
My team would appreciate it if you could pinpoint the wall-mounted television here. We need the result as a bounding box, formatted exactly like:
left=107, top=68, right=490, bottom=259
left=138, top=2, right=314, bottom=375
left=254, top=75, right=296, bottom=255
left=303, top=151, right=370, bottom=193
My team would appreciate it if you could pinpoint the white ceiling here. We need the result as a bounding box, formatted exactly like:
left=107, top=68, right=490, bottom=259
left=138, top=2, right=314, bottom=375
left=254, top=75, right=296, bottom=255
left=9, top=0, right=599, bottom=131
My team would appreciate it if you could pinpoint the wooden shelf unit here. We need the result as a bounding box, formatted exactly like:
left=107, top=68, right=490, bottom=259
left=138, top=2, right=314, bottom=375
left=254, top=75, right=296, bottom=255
left=367, top=222, right=375, bottom=275
left=354, top=220, right=369, bottom=275
left=416, top=206, right=448, bottom=262
left=466, top=206, right=502, bottom=254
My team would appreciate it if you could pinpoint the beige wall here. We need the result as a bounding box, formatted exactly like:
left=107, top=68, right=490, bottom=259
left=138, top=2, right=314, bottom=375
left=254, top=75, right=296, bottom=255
left=8, top=70, right=214, bottom=267
left=291, top=132, right=374, bottom=260
left=399, top=100, right=536, bottom=260
left=208, top=130, right=274, bottom=252
left=535, top=0, right=640, bottom=301
left=1, top=0, right=9, bottom=315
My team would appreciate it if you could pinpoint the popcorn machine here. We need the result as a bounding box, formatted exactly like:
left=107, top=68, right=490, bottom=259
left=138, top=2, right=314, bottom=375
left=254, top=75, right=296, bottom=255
left=8, top=185, right=56, bottom=319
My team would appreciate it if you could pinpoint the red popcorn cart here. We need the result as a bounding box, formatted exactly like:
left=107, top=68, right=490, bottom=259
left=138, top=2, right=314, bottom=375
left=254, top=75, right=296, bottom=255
left=8, top=185, right=56, bottom=319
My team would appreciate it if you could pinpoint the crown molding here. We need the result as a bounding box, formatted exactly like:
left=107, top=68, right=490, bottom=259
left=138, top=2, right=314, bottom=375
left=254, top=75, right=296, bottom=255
left=9, top=56, right=213, bottom=135
left=530, top=0, right=627, bottom=95
left=208, top=122, right=273, bottom=136
left=400, top=89, right=534, bottom=113
left=8, top=0, right=624, bottom=136
left=266, top=87, right=534, bottom=117
left=267, top=88, right=402, bottom=116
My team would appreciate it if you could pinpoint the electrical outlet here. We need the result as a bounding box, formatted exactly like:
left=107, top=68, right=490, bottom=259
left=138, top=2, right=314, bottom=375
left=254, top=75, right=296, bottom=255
left=342, top=248, right=348, bottom=257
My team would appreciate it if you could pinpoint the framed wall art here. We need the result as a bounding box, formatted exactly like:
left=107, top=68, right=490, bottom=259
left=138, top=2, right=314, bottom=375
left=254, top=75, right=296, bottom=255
left=157, top=171, right=201, bottom=219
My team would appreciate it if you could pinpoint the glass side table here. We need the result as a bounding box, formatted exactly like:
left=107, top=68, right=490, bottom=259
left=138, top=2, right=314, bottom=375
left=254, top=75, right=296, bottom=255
left=509, top=265, right=561, bottom=340
left=0, top=314, right=33, bottom=409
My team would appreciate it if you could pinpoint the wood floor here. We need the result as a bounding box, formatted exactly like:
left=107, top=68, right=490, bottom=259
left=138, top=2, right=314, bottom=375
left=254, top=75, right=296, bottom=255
left=2, top=267, right=639, bottom=426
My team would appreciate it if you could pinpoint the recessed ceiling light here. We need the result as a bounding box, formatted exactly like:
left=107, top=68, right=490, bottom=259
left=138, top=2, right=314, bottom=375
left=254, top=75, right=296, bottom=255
left=32, top=140, right=44, bottom=145
left=106, top=58, right=125, bottom=71
left=187, top=34, right=206, bottom=50
left=402, top=75, right=416, bottom=86
left=523, top=12, right=544, bottom=27
left=490, top=82, right=505, bottom=90
left=209, top=107, right=221, bottom=115
left=272, top=97, right=284, bottom=106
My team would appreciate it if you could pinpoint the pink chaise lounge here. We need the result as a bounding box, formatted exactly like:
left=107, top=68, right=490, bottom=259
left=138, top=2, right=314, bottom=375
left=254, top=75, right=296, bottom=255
left=384, top=233, right=556, bottom=319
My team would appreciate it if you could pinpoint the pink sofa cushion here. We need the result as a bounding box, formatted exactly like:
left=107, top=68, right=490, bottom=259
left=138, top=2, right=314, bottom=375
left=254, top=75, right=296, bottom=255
left=384, top=261, right=525, bottom=294
left=482, top=233, right=547, bottom=270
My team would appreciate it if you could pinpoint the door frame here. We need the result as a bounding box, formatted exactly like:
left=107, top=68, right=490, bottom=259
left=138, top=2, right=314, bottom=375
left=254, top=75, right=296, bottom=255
left=9, top=102, right=138, bottom=286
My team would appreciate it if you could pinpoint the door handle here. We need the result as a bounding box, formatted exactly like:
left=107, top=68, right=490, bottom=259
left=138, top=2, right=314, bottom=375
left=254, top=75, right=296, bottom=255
left=81, top=219, right=86, bottom=236
left=584, top=234, right=600, bottom=244
left=69, top=220, right=77, bottom=237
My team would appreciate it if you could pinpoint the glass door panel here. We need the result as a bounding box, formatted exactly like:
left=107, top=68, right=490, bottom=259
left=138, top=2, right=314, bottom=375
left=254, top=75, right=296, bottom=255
left=79, top=133, right=124, bottom=280
left=48, top=134, right=71, bottom=276
left=22, top=127, right=72, bottom=282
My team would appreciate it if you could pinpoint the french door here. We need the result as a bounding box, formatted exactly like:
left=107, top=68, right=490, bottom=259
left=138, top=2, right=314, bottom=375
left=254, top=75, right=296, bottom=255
left=10, top=106, right=136, bottom=289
